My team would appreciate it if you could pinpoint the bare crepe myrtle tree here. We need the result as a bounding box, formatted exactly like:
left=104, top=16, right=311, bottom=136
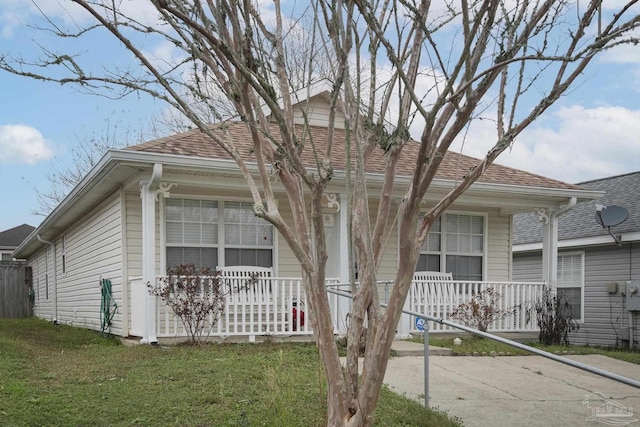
left=2, top=1, right=639, bottom=425
left=33, top=120, right=135, bottom=216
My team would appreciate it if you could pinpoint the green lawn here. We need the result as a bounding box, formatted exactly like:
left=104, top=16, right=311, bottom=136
left=425, top=336, right=640, bottom=364
left=0, top=318, right=459, bottom=427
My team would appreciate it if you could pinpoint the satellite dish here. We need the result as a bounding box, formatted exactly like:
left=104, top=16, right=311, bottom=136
left=595, top=205, right=629, bottom=227
left=595, top=205, right=629, bottom=246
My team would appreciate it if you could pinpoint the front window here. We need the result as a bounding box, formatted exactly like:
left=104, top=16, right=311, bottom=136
left=557, top=252, right=584, bottom=321
left=166, top=199, right=219, bottom=270
left=417, top=213, right=485, bottom=281
left=223, top=201, right=273, bottom=268
left=165, top=198, right=273, bottom=270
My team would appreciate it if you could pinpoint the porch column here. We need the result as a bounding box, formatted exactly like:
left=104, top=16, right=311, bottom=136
left=337, top=193, right=351, bottom=333
left=338, top=193, right=349, bottom=285
left=539, top=209, right=558, bottom=290
left=538, top=198, right=577, bottom=291
left=139, top=164, right=175, bottom=344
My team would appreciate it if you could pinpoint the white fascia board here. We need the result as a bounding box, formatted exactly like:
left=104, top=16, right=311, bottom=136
left=329, top=170, right=603, bottom=206
left=110, top=149, right=248, bottom=173
left=13, top=151, right=122, bottom=257
left=514, top=231, right=640, bottom=252
left=126, top=149, right=603, bottom=207
left=462, top=181, right=604, bottom=201
left=14, top=149, right=258, bottom=257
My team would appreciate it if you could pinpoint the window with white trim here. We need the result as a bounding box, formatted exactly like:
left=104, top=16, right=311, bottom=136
left=557, top=252, right=583, bottom=320
left=417, top=213, right=485, bottom=281
left=165, top=198, right=273, bottom=270
left=223, top=201, right=273, bottom=268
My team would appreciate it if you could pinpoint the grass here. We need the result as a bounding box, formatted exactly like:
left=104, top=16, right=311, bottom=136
left=422, top=335, right=640, bottom=364
left=0, top=318, right=460, bottom=427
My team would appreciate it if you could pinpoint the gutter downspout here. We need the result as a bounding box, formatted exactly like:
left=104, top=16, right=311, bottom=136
left=140, top=163, right=163, bottom=344
left=36, top=234, right=57, bottom=323
left=556, top=197, right=578, bottom=217
left=542, top=197, right=577, bottom=291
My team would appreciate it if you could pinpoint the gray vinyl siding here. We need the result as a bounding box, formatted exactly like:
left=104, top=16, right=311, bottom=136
left=512, top=252, right=543, bottom=282
left=571, top=244, right=640, bottom=347
left=514, top=244, right=640, bottom=347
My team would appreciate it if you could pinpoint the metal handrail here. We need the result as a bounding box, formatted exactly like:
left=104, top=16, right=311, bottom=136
left=325, top=287, right=640, bottom=409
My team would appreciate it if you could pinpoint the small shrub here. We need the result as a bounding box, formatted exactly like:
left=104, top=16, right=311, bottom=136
left=148, top=264, right=233, bottom=344
left=450, top=287, right=514, bottom=333
left=535, top=285, right=579, bottom=345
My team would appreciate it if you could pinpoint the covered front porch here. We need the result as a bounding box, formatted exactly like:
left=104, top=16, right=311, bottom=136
left=129, top=162, right=588, bottom=343
left=128, top=273, right=545, bottom=341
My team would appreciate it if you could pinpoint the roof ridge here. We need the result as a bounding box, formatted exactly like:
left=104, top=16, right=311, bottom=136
left=577, top=170, right=640, bottom=185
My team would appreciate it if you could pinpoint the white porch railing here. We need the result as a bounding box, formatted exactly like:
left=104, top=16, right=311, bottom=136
left=129, top=275, right=343, bottom=339
left=129, top=276, right=543, bottom=339
left=404, top=280, right=545, bottom=333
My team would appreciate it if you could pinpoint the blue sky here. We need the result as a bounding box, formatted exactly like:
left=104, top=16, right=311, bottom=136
left=1, top=2, right=640, bottom=232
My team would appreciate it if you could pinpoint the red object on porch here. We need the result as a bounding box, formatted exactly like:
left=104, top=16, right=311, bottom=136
left=292, top=302, right=305, bottom=331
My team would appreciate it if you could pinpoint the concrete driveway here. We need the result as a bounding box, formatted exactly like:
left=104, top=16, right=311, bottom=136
left=384, top=352, right=640, bottom=426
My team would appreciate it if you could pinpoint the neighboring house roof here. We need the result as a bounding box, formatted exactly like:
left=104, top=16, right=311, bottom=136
left=0, top=224, right=35, bottom=250
left=127, top=122, right=583, bottom=191
left=513, top=171, right=640, bottom=248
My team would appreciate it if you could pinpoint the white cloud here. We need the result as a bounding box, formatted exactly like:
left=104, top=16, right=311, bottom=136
left=140, top=39, right=189, bottom=76
left=0, top=0, right=161, bottom=39
left=0, top=124, right=54, bottom=164
left=598, top=29, right=640, bottom=65
left=450, top=105, right=640, bottom=184
left=0, top=0, right=86, bottom=38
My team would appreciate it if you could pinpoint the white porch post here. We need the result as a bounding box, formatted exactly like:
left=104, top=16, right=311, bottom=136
left=538, top=198, right=577, bottom=291
left=140, top=175, right=158, bottom=344
left=139, top=164, right=175, bottom=344
left=337, top=193, right=351, bottom=333
left=540, top=210, right=559, bottom=291
left=398, top=288, right=412, bottom=338
left=338, top=193, right=349, bottom=285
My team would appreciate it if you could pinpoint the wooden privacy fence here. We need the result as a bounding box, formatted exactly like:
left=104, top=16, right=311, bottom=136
left=0, top=264, right=33, bottom=318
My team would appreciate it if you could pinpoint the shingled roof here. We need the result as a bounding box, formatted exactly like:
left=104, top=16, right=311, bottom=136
left=126, top=122, right=582, bottom=191
left=513, top=171, right=640, bottom=245
left=0, top=224, right=35, bottom=249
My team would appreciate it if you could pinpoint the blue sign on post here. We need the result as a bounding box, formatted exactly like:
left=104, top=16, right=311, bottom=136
left=415, top=317, right=426, bottom=331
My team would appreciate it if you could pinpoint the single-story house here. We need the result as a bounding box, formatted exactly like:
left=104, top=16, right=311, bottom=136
left=0, top=224, right=35, bottom=262
left=513, top=171, right=640, bottom=348
left=13, top=86, right=604, bottom=342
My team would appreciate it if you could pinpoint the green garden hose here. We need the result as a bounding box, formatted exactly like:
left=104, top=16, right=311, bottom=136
left=100, top=279, right=118, bottom=334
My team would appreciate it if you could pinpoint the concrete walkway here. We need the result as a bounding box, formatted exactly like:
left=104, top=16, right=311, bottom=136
left=386, top=341, right=640, bottom=426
